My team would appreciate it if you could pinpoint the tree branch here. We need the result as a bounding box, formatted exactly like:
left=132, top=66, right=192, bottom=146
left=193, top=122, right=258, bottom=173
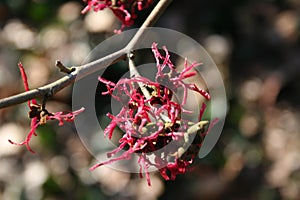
left=0, top=0, right=173, bottom=109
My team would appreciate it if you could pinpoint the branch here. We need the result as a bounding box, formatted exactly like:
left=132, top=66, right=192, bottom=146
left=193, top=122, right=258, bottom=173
left=126, top=0, right=173, bottom=50
left=0, top=0, right=173, bottom=109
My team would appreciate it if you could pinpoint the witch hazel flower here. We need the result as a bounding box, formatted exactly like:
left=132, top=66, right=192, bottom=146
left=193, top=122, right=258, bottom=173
left=90, top=43, right=212, bottom=186
left=8, top=63, right=84, bottom=153
left=81, top=0, right=153, bottom=33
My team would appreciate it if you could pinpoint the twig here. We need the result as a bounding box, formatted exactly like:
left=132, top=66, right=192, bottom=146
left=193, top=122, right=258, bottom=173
left=127, top=52, right=171, bottom=123
left=125, top=0, right=172, bottom=51
left=55, top=60, right=75, bottom=74
left=127, top=52, right=151, bottom=99
left=0, top=0, right=173, bottom=109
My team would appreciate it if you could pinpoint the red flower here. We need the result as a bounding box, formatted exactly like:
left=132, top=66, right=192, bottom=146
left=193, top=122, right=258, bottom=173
left=9, top=63, right=84, bottom=153
left=91, top=43, right=211, bottom=186
left=81, top=0, right=153, bottom=33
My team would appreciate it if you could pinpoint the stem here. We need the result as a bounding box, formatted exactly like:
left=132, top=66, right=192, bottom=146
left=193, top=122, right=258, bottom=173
left=0, top=0, right=173, bottom=109
left=127, top=53, right=171, bottom=123
left=128, top=52, right=151, bottom=99
left=126, top=0, right=173, bottom=51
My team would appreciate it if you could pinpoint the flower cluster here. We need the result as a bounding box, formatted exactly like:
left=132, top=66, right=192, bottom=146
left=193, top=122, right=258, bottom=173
left=81, top=0, right=153, bottom=33
left=9, top=63, right=84, bottom=153
left=91, top=43, right=211, bottom=186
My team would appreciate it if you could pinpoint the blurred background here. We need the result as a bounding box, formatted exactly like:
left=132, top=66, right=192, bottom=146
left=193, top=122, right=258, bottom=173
left=0, top=0, right=300, bottom=199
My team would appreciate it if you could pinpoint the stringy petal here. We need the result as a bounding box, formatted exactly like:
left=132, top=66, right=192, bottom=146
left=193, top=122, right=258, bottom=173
left=92, top=42, right=212, bottom=186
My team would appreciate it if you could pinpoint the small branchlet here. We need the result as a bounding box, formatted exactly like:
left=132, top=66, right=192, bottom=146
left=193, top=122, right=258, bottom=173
left=55, top=60, right=75, bottom=74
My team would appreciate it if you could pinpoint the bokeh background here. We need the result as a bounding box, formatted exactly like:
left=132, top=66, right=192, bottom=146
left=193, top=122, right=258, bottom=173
left=0, top=0, right=300, bottom=199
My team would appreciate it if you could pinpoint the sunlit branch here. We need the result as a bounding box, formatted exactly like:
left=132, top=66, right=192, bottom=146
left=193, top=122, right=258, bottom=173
left=0, top=0, right=173, bottom=109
